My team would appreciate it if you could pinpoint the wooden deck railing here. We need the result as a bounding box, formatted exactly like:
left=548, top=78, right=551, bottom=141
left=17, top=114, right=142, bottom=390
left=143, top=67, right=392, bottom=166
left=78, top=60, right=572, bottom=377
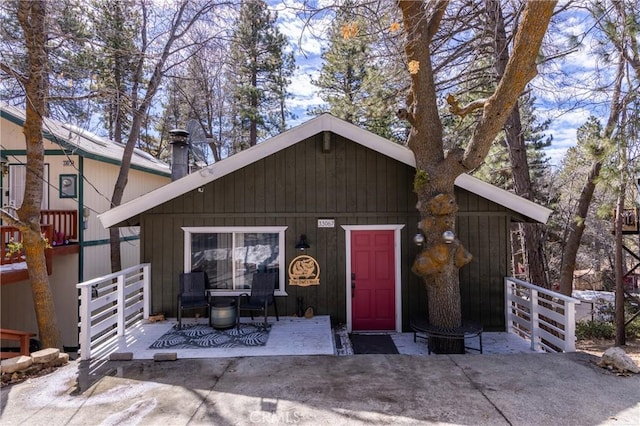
left=505, top=277, right=581, bottom=353
left=40, top=209, right=78, bottom=242
left=1, top=209, right=78, bottom=264
left=1, top=224, right=54, bottom=265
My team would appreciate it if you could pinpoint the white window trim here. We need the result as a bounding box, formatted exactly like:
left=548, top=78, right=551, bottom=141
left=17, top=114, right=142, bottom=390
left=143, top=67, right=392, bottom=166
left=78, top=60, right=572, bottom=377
left=8, top=163, right=49, bottom=209
left=342, top=224, right=405, bottom=333
left=182, top=226, right=288, bottom=296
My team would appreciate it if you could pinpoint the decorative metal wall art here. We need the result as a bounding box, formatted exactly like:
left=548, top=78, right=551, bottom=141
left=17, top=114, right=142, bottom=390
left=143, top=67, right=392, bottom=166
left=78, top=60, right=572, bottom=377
left=288, top=254, right=320, bottom=286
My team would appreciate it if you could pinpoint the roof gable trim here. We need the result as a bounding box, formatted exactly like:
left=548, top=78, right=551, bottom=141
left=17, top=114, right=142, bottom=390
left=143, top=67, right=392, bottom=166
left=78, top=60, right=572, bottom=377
left=98, top=114, right=551, bottom=228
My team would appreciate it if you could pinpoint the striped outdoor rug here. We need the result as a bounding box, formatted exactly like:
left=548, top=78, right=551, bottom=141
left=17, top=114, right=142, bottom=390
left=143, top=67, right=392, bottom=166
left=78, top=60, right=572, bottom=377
left=149, top=323, right=269, bottom=349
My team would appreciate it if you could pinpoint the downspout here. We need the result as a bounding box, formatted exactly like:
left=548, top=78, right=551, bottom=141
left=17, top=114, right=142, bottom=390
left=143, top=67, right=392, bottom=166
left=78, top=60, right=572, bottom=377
left=75, top=155, right=84, bottom=353
left=78, top=156, right=84, bottom=282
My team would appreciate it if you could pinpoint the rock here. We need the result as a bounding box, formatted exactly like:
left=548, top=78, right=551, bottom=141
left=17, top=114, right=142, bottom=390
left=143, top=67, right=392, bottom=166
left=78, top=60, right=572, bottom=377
left=598, top=347, right=640, bottom=374
left=1, top=355, right=33, bottom=374
left=31, top=348, right=60, bottom=364
left=51, top=352, right=70, bottom=367
left=153, top=353, right=177, bottom=362
left=109, top=352, right=134, bottom=361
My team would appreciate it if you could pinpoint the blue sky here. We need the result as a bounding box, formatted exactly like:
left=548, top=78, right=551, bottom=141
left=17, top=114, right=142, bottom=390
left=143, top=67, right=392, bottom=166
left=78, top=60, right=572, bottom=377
left=271, top=1, right=611, bottom=169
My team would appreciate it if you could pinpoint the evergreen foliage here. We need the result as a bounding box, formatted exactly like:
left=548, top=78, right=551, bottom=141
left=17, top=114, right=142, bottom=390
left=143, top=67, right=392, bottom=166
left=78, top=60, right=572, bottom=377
left=0, top=0, right=97, bottom=123
left=472, top=91, right=553, bottom=204
left=227, top=0, right=295, bottom=150
left=310, top=1, right=406, bottom=143
left=89, top=0, right=140, bottom=143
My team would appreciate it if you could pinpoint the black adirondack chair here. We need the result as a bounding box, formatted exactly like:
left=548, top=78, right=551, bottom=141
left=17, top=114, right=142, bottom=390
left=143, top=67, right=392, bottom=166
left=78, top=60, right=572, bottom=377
left=236, top=271, right=279, bottom=329
left=177, top=271, right=211, bottom=329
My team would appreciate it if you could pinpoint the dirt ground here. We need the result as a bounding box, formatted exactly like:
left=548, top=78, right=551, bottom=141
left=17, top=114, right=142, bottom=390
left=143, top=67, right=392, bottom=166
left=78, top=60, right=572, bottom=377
left=576, top=338, right=640, bottom=364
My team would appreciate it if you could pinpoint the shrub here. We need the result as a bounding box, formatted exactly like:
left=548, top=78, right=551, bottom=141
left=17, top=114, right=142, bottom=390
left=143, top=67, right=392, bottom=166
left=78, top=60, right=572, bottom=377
left=576, top=320, right=615, bottom=340
left=576, top=317, right=640, bottom=340
left=626, top=317, right=640, bottom=339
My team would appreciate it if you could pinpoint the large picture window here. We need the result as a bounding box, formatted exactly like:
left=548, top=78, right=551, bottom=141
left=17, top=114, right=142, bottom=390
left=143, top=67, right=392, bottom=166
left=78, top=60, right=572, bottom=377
left=182, top=227, right=287, bottom=295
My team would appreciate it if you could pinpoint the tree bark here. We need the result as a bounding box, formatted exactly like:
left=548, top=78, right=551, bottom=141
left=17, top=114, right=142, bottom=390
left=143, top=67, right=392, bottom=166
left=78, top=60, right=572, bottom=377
left=614, top=102, right=629, bottom=347
left=397, top=1, right=555, bottom=354
left=16, top=0, right=62, bottom=349
left=557, top=161, right=602, bottom=296
left=614, top=177, right=626, bottom=346
left=108, top=1, right=198, bottom=272
left=487, top=0, right=547, bottom=287
left=557, top=54, right=625, bottom=296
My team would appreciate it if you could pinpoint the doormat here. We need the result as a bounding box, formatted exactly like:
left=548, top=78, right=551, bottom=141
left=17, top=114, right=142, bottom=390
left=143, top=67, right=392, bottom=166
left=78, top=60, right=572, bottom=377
left=149, top=324, right=269, bottom=349
left=350, top=334, right=399, bottom=354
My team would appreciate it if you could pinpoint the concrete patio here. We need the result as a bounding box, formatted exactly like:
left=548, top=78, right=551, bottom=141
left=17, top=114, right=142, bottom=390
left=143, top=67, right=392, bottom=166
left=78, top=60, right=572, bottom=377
left=85, top=315, right=537, bottom=361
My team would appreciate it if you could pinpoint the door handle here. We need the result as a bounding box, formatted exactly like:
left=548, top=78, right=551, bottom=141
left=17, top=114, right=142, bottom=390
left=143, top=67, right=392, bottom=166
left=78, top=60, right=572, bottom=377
left=351, top=272, right=355, bottom=297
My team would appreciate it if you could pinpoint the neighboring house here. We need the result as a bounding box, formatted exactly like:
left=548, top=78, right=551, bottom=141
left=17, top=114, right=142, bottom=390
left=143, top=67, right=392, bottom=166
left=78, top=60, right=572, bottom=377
left=99, top=114, right=551, bottom=333
left=0, top=103, right=171, bottom=350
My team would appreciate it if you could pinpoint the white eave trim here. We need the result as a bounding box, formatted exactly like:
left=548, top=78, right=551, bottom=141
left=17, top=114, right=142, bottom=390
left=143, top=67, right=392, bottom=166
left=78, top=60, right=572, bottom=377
left=98, top=114, right=552, bottom=228
left=454, top=174, right=552, bottom=224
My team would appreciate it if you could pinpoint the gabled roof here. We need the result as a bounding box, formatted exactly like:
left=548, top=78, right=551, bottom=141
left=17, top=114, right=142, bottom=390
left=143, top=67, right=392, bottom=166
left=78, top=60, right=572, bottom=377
left=1, top=103, right=170, bottom=176
left=98, top=114, right=552, bottom=228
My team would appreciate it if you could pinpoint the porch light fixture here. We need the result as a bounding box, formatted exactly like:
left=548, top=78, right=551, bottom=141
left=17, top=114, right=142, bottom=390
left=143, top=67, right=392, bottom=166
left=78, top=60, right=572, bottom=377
left=442, top=230, right=455, bottom=244
left=413, top=232, right=425, bottom=247
left=295, top=234, right=310, bottom=251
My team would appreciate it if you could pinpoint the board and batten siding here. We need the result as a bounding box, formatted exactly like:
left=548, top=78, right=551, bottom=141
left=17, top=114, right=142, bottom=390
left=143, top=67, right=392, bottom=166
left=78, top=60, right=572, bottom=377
left=141, top=132, right=513, bottom=330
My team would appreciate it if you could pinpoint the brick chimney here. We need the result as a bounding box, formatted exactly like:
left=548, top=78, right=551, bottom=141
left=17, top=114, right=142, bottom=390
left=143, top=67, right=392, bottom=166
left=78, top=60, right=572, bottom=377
left=169, top=129, right=189, bottom=181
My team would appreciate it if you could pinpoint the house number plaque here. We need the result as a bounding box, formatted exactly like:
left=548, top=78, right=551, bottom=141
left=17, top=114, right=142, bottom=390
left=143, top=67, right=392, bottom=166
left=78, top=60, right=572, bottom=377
left=317, top=219, right=335, bottom=228
left=288, top=255, right=320, bottom=286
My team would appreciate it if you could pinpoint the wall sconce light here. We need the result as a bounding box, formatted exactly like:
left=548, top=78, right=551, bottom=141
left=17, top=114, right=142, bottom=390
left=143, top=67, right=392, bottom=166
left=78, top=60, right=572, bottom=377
left=442, top=230, right=455, bottom=244
left=0, top=156, right=8, bottom=176
left=295, top=234, right=310, bottom=251
left=413, top=232, right=425, bottom=247
left=82, top=207, right=90, bottom=230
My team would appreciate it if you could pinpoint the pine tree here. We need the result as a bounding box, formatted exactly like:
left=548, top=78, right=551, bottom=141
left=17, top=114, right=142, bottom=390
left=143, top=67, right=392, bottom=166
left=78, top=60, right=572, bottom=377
left=310, top=2, right=405, bottom=142
left=227, top=0, right=295, bottom=149
left=89, top=0, right=140, bottom=144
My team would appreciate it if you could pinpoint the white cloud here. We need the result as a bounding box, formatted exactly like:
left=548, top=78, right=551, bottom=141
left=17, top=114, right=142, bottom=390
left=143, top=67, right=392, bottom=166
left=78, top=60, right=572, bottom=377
left=534, top=7, right=616, bottom=167
left=272, top=0, right=332, bottom=56
left=271, top=1, right=331, bottom=124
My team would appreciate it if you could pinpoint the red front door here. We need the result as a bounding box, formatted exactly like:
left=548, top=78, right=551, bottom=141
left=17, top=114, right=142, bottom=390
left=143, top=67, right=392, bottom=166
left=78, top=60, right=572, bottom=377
left=351, top=230, right=395, bottom=331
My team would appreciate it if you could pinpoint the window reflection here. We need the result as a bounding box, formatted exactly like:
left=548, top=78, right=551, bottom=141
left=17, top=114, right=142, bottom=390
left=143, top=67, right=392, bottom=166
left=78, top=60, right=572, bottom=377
left=191, top=232, right=279, bottom=291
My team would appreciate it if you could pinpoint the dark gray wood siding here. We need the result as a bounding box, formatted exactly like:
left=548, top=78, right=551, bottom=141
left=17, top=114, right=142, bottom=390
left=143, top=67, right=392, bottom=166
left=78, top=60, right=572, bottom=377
left=141, top=132, right=514, bottom=330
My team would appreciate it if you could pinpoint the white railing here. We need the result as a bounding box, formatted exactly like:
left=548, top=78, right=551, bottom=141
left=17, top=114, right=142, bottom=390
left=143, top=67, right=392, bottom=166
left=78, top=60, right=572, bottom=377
left=505, top=277, right=581, bottom=353
left=77, top=263, right=151, bottom=360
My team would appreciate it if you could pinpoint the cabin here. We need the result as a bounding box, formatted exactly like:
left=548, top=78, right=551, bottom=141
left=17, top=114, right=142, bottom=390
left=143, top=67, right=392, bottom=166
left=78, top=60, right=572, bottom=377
left=0, top=103, right=171, bottom=350
left=99, top=114, right=551, bottom=333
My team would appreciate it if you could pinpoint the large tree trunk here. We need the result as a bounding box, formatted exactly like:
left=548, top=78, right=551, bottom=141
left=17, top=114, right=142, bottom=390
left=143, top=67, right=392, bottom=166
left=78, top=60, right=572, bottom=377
left=614, top=181, right=626, bottom=346
left=398, top=1, right=556, bottom=353
left=250, top=68, right=258, bottom=147
left=557, top=54, right=625, bottom=296
left=558, top=161, right=602, bottom=296
left=614, top=102, right=629, bottom=347
left=488, top=0, right=547, bottom=287
left=108, top=1, right=192, bottom=272
left=17, top=0, right=62, bottom=349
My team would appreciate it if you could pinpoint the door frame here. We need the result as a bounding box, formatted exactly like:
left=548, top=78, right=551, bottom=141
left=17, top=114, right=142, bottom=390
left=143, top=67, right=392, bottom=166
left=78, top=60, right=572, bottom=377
left=342, top=224, right=405, bottom=333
